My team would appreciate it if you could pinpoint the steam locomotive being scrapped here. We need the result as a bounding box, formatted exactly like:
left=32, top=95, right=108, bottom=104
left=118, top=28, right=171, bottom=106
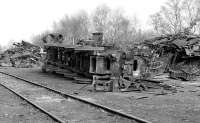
left=42, top=31, right=200, bottom=92
left=42, top=32, right=116, bottom=91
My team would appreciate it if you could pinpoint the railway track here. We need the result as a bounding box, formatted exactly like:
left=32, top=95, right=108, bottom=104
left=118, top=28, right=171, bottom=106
left=0, top=71, right=152, bottom=123
left=0, top=80, right=61, bottom=123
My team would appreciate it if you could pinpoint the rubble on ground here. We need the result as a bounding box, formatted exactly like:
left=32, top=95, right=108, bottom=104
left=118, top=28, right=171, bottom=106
left=0, top=41, right=43, bottom=68
left=130, top=33, right=200, bottom=81
left=117, top=33, right=200, bottom=92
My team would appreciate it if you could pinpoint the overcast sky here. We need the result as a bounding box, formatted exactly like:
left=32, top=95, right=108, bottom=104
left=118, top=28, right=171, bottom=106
left=0, top=0, right=167, bottom=47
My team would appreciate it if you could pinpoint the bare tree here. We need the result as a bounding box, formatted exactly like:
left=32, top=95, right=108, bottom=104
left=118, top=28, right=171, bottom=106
left=69, top=11, right=90, bottom=43
left=53, top=15, right=71, bottom=40
left=106, top=9, right=131, bottom=44
left=182, top=0, right=200, bottom=34
left=52, top=10, right=90, bottom=44
left=151, top=0, right=183, bottom=34
left=31, top=31, right=50, bottom=46
left=92, top=4, right=111, bottom=32
left=150, top=0, right=200, bottom=34
left=150, top=13, right=171, bottom=34
left=32, top=4, right=153, bottom=49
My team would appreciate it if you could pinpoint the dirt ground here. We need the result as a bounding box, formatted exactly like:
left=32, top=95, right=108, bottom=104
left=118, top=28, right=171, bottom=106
left=0, top=74, right=135, bottom=123
left=1, top=67, right=200, bottom=123
left=0, top=78, right=57, bottom=123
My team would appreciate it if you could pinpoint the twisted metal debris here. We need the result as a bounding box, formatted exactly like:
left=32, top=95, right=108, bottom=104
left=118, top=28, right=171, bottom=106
left=131, top=33, right=200, bottom=81
left=0, top=41, right=42, bottom=67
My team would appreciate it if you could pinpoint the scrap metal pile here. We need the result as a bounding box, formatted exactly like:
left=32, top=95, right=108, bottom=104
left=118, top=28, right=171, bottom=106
left=117, top=33, right=200, bottom=92
left=0, top=41, right=42, bottom=68
left=130, top=33, right=200, bottom=81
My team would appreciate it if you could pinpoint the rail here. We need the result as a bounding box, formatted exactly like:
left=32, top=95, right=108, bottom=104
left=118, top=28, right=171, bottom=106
left=0, top=71, right=152, bottom=123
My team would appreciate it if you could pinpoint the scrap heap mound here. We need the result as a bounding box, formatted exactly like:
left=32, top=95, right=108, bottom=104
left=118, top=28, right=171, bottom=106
left=133, top=33, right=200, bottom=81
left=0, top=41, right=42, bottom=68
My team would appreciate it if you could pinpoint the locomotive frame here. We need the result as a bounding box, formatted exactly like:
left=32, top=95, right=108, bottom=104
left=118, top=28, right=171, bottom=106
left=42, top=32, right=114, bottom=91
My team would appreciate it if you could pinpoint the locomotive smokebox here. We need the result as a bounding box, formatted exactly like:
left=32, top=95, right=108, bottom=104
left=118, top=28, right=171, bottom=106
left=92, top=32, right=103, bottom=46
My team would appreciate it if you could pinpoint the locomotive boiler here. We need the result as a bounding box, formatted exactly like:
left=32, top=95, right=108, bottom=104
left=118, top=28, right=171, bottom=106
left=42, top=32, right=115, bottom=91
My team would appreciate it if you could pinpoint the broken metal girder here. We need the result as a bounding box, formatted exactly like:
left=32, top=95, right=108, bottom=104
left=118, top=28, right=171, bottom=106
left=118, top=77, right=147, bottom=92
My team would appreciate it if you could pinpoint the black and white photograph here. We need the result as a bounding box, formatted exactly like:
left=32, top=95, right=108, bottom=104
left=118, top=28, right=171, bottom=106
left=0, top=0, right=200, bottom=122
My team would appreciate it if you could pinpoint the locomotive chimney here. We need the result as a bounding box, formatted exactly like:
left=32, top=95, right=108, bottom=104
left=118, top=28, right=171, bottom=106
left=92, top=32, right=103, bottom=46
